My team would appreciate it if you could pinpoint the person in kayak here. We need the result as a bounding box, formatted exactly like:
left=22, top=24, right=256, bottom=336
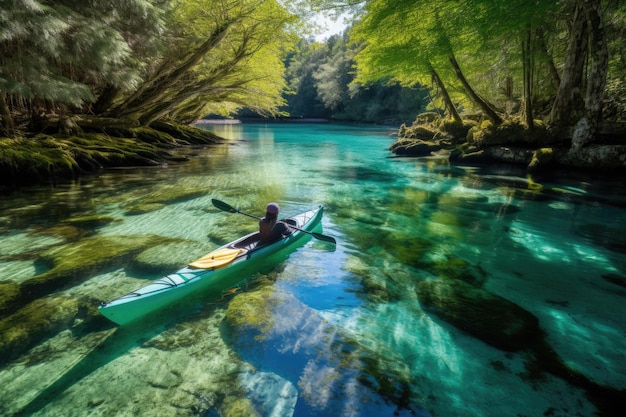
left=259, top=202, right=292, bottom=244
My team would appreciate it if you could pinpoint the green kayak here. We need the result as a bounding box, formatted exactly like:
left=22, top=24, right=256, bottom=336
left=98, top=205, right=325, bottom=325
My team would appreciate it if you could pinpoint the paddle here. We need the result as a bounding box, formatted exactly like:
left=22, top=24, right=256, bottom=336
left=212, top=199, right=337, bottom=244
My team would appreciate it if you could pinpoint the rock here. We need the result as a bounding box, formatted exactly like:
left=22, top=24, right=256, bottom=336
left=0, top=282, right=21, bottom=316
left=527, top=147, right=555, bottom=171
left=0, top=294, right=106, bottom=365
left=15, top=235, right=170, bottom=314
left=64, top=214, right=118, bottom=229
left=602, top=274, right=626, bottom=288
left=389, top=139, right=442, bottom=156
left=224, top=278, right=276, bottom=340
left=133, top=240, right=211, bottom=275
left=416, top=278, right=542, bottom=351
left=484, top=146, right=534, bottom=165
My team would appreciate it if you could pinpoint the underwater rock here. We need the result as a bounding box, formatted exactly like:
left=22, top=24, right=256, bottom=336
left=124, top=203, right=166, bottom=215
left=64, top=214, right=118, bottom=229
left=602, top=273, right=626, bottom=289
left=224, top=278, right=276, bottom=341
left=0, top=294, right=106, bottom=365
left=416, top=278, right=542, bottom=351
left=132, top=240, right=212, bottom=275
left=429, top=256, right=487, bottom=287
left=240, top=371, right=297, bottom=417
left=32, top=224, right=96, bottom=241
left=0, top=281, right=21, bottom=316
left=15, top=235, right=168, bottom=315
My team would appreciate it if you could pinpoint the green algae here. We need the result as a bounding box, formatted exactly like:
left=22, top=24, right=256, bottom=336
left=221, top=395, right=259, bottom=417
left=132, top=240, right=212, bottom=275
left=0, top=281, right=21, bottom=316
left=64, top=215, right=119, bottom=229
left=429, top=255, right=487, bottom=286
left=224, top=278, right=277, bottom=341
left=31, top=224, right=96, bottom=242
left=124, top=203, right=166, bottom=215
left=15, top=235, right=173, bottom=315
left=0, top=293, right=109, bottom=366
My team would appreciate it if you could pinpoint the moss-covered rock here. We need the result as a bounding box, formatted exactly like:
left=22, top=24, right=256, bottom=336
left=0, top=281, right=21, bottom=316
left=0, top=293, right=110, bottom=365
left=124, top=203, right=166, bottom=215
left=224, top=278, right=276, bottom=341
left=417, top=278, right=542, bottom=351
left=32, top=224, right=96, bottom=241
left=132, top=240, right=212, bottom=275
left=389, top=139, right=443, bottom=156
left=64, top=214, right=119, bottom=229
left=527, top=147, right=555, bottom=172
left=16, top=235, right=170, bottom=314
left=428, top=256, right=487, bottom=286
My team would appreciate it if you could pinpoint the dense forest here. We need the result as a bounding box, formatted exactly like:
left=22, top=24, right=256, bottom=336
left=275, top=35, right=427, bottom=124
left=1, top=0, right=625, bottom=182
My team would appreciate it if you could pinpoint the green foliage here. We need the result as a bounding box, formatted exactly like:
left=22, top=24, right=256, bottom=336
left=282, top=35, right=426, bottom=123
left=0, top=0, right=164, bottom=106
left=349, top=0, right=570, bottom=121
left=0, top=0, right=297, bottom=130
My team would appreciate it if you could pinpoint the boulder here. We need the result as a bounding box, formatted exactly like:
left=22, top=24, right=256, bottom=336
left=417, top=278, right=542, bottom=351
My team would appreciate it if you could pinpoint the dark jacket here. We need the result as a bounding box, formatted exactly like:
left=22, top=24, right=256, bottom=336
left=259, top=217, right=290, bottom=244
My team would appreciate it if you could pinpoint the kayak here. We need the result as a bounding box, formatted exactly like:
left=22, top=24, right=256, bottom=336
left=98, top=206, right=324, bottom=325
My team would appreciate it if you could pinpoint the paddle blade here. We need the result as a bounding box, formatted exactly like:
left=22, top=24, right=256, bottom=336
left=312, top=232, right=336, bottom=244
left=212, top=198, right=236, bottom=213
left=189, top=248, right=243, bottom=269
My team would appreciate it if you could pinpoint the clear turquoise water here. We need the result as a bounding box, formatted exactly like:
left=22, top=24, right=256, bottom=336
left=1, top=123, right=624, bottom=417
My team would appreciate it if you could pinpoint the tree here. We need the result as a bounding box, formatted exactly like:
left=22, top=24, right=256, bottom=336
left=350, top=0, right=560, bottom=126
left=107, top=0, right=297, bottom=124
left=0, top=0, right=167, bottom=133
left=282, top=34, right=425, bottom=123
left=0, top=0, right=297, bottom=133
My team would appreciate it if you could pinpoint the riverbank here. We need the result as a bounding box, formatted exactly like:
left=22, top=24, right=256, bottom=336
left=390, top=114, right=626, bottom=173
left=0, top=118, right=223, bottom=186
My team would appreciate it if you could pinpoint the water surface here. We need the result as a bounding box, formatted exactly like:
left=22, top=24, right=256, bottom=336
left=1, top=123, right=624, bottom=417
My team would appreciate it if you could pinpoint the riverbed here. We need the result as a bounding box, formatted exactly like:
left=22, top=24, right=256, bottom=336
left=1, top=123, right=624, bottom=417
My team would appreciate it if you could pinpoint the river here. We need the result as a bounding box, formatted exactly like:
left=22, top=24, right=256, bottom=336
left=1, top=123, right=624, bottom=417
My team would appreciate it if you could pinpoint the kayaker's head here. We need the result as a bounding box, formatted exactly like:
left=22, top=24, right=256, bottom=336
left=265, top=202, right=279, bottom=220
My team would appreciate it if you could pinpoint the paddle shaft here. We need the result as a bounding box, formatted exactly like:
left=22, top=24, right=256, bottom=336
left=212, top=199, right=336, bottom=244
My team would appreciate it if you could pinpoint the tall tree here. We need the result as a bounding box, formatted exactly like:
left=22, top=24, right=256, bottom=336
left=106, top=0, right=297, bottom=124
left=351, top=0, right=560, bottom=125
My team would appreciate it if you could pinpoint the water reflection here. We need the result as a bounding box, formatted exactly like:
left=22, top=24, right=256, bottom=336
left=0, top=123, right=624, bottom=417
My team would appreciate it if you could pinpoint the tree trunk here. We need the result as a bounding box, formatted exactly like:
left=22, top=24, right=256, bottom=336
left=521, top=26, right=534, bottom=129
left=0, top=94, right=14, bottom=134
left=93, top=84, right=121, bottom=115
left=429, top=63, right=462, bottom=124
left=570, top=0, right=609, bottom=153
left=449, top=54, right=503, bottom=125
left=112, top=21, right=233, bottom=121
left=536, top=28, right=561, bottom=91
left=549, top=3, right=587, bottom=131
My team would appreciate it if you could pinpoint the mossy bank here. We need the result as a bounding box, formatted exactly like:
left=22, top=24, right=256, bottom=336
left=0, top=118, right=223, bottom=186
